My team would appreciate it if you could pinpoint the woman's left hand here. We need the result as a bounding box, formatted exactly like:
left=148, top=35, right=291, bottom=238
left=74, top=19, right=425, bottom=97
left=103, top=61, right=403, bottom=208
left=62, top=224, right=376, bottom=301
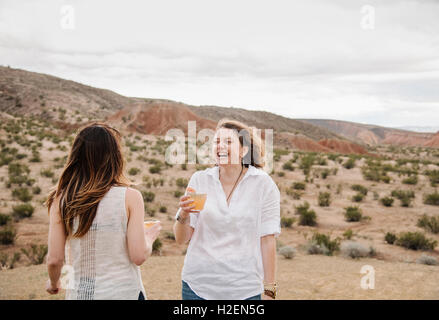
left=46, top=279, right=61, bottom=295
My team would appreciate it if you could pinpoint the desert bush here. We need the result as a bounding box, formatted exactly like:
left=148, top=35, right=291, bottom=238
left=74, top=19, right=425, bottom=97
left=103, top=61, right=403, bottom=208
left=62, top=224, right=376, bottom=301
left=32, top=186, right=41, bottom=195
left=343, top=229, right=354, bottom=240
left=352, top=193, right=364, bottom=202
left=320, top=169, right=330, bottom=179
left=424, top=191, right=439, bottom=206
left=40, top=168, right=54, bottom=178
left=181, top=163, right=187, bottom=170
left=141, top=191, right=155, bottom=203
left=424, top=170, right=439, bottom=187
left=417, top=214, right=439, bottom=234
left=351, top=184, right=368, bottom=195
left=300, top=154, right=316, bottom=176
left=340, top=241, right=374, bottom=259
left=385, top=232, right=397, bottom=244
left=176, top=178, right=188, bottom=188
left=159, top=206, right=167, bottom=213
left=307, top=232, right=340, bottom=256
left=344, top=206, right=363, bottom=222
left=380, top=196, right=394, bottom=207
left=343, top=158, right=356, bottom=169
left=128, top=167, right=140, bottom=176
left=165, top=231, right=175, bottom=240
left=281, top=216, right=296, bottom=228
left=12, top=203, right=34, bottom=219
left=174, top=190, right=184, bottom=198
left=277, top=171, right=285, bottom=177
left=279, top=246, right=296, bottom=259
left=12, top=187, right=33, bottom=202
left=21, top=244, right=48, bottom=265
left=0, top=252, right=21, bottom=270
left=152, top=238, right=162, bottom=254
left=416, top=254, right=438, bottom=266
left=286, top=188, right=302, bottom=199
left=395, top=232, right=437, bottom=251
left=149, top=165, right=161, bottom=174
left=0, top=213, right=11, bottom=226
left=292, top=182, right=306, bottom=190
left=295, top=202, right=317, bottom=226
left=282, top=161, right=294, bottom=171
left=0, top=224, right=16, bottom=245
left=318, top=192, right=331, bottom=207
left=402, top=175, right=418, bottom=185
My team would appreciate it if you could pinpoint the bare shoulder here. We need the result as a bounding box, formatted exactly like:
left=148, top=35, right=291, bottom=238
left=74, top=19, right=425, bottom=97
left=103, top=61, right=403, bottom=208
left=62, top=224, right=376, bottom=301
left=126, top=187, right=143, bottom=203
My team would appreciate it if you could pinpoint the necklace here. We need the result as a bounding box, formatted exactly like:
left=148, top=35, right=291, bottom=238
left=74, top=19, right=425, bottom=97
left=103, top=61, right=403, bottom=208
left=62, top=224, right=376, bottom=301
left=220, top=165, right=244, bottom=204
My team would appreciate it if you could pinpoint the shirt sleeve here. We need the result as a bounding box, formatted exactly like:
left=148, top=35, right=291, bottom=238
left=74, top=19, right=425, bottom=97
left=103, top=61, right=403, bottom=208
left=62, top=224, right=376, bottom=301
left=174, top=172, right=200, bottom=229
left=260, top=177, right=281, bottom=238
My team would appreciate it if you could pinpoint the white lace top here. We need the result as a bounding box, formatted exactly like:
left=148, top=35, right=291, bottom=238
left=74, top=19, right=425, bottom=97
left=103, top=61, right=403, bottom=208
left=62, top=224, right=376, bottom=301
left=65, top=186, right=146, bottom=300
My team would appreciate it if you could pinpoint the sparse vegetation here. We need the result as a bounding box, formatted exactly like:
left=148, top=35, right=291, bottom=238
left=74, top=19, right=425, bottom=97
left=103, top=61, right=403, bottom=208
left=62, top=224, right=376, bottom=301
left=380, top=196, right=394, bottom=207
left=340, top=241, right=375, bottom=259
left=417, top=214, right=439, bottom=234
left=281, top=216, right=295, bottom=228
left=295, top=202, right=317, bottom=226
left=395, top=232, right=437, bottom=251
left=306, top=232, right=340, bottom=256
left=344, top=206, right=363, bottom=222
left=278, top=246, right=296, bottom=259
left=385, top=232, right=397, bottom=244
left=423, top=191, right=439, bottom=206
left=12, top=203, right=34, bottom=219
left=318, top=192, right=331, bottom=207
left=21, top=244, right=48, bottom=265
left=0, top=224, right=16, bottom=245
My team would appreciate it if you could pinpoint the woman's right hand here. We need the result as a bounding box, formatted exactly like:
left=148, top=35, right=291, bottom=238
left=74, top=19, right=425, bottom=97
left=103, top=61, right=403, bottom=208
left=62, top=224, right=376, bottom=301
left=179, top=195, right=195, bottom=218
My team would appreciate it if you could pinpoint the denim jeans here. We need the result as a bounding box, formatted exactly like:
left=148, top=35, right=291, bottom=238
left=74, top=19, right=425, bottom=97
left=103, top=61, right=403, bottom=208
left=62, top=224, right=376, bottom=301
left=138, top=291, right=145, bottom=300
left=182, top=281, right=261, bottom=300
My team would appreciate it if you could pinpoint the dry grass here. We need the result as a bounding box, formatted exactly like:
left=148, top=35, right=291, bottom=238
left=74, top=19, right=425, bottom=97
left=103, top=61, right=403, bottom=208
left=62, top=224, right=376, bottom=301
left=1, top=254, right=439, bottom=300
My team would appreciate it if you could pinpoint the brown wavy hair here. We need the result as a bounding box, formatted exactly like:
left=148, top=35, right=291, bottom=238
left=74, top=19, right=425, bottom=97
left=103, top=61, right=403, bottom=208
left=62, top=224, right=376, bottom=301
left=216, top=119, right=265, bottom=168
left=46, top=122, right=131, bottom=238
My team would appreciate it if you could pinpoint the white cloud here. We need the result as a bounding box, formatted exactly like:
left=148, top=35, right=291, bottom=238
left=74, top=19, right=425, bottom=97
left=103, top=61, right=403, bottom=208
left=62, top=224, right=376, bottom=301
left=0, top=0, right=438, bottom=127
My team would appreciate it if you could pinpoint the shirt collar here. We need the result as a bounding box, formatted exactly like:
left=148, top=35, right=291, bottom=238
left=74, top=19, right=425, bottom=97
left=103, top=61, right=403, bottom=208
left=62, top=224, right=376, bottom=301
left=206, top=165, right=266, bottom=178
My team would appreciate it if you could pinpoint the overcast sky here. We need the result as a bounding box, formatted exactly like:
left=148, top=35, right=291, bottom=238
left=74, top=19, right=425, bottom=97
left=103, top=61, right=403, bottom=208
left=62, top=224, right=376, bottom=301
left=1, top=0, right=438, bottom=130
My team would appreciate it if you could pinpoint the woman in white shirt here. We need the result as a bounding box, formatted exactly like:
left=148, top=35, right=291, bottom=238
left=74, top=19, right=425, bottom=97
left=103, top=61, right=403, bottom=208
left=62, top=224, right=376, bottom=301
left=173, top=119, right=280, bottom=300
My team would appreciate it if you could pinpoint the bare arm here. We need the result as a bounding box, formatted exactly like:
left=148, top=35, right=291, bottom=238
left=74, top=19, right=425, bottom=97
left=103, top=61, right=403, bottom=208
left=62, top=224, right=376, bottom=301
left=46, top=196, right=66, bottom=294
left=261, top=235, right=277, bottom=299
left=173, top=195, right=195, bottom=245
left=126, top=188, right=161, bottom=266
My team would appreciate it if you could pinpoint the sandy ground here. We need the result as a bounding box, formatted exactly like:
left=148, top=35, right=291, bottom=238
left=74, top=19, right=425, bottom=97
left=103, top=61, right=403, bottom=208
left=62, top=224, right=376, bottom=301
left=1, top=254, right=438, bottom=300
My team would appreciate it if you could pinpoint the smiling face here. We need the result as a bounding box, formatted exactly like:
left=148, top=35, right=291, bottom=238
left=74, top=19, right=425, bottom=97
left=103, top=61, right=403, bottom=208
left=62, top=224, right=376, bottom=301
left=212, top=127, right=248, bottom=167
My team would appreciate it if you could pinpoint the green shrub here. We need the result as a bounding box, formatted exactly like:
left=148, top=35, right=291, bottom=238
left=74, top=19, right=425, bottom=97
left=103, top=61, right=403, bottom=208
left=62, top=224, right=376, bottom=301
left=279, top=246, right=296, bottom=259
left=402, top=175, right=418, bottom=185
left=141, top=191, right=155, bottom=203
left=12, top=187, right=33, bottom=202
left=176, top=178, right=188, bottom=188
left=343, top=229, right=354, bottom=240
left=344, top=206, right=363, bottom=222
left=285, top=188, right=302, bottom=199
left=128, top=167, right=140, bottom=176
left=277, top=171, right=285, bottom=177
left=307, top=232, right=340, bottom=256
left=424, top=170, right=439, bottom=187
left=0, top=224, right=16, bottom=244
left=174, top=190, right=184, bottom=198
left=417, top=214, right=439, bottom=234
left=380, top=196, right=394, bottom=207
left=385, top=232, right=397, bottom=244
left=351, top=184, right=368, bottom=195
left=352, top=193, right=364, bottom=202
left=343, top=158, right=356, bottom=169
left=424, top=191, right=439, bottom=206
left=21, top=244, right=48, bottom=265
left=282, top=161, right=294, bottom=171
left=295, top=202, right=317, bottom=226
left=318, top=192, right=331, bottom=207
left=40, top=168, right=54, bottom=178
left=32, top=186, right=41, bottom=195
left=0, top=213, right=11, bottom=226
left=159, top=206, right=167, bottom=213
left=165, top=231, right=175, bottom=240
left=152, top=238, right=162, bottom=253
left=292, top=182, right=306, bottom=190
left=395, top=232, right=437, bottom=251
left=280, top=216, right=296, bottom=228
left=12, top=203, right=34, bottom=219
left=149, top=165, right=161, bottom=174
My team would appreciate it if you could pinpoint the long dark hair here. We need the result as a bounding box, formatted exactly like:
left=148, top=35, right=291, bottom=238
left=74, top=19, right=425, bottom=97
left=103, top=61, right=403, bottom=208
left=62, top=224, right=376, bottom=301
left=216, top=119, right=265, bottom=168
left=46, top=122, right=130, bottom=237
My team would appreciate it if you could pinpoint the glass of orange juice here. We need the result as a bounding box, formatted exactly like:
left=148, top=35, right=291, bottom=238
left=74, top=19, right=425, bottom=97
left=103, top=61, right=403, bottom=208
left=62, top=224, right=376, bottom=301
left=144, top=220, right=160, bottom=229
left=188, top=193, right=207, bottom=212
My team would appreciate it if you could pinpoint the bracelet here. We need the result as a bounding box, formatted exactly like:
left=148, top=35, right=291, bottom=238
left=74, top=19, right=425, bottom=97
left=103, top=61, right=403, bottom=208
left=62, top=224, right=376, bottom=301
left=176, top=212, right=190, bottom=225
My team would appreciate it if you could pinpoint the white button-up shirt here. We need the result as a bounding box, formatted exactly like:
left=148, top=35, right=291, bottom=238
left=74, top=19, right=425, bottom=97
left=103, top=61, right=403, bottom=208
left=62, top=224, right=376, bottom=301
left=175, top=165, right=281, bottom=300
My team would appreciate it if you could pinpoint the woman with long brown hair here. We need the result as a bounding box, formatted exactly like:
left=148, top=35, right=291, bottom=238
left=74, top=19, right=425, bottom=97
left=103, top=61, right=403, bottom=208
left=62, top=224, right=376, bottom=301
left=173, top=119, right=280, bottom=300
left=45, top=122, right=161, bottom=300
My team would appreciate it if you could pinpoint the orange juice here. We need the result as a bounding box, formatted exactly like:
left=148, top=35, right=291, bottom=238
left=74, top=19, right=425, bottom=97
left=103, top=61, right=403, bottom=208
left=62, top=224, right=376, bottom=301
left=188, top=193, right=207, bottom=211
left=144, top=220, right=160, bottom=228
